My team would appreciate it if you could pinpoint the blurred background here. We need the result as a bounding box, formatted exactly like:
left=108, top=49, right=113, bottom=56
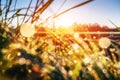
left=0, top=0, right=120, bottom=80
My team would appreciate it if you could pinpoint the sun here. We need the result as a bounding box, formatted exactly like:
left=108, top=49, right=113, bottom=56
left=54, top=15, right=74, bottom=28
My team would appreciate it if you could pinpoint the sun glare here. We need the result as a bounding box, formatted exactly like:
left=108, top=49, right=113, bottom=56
left=54, top=16, right=74, bottom=28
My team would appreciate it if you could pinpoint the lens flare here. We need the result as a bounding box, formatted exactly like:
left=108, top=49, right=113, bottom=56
left=20, top=23, right=36, bottom=37
left=99, top=37, right=111, bottom=48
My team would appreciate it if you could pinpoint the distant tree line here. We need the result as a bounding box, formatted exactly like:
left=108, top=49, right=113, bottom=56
left=73, top=23, right=120, bottom=39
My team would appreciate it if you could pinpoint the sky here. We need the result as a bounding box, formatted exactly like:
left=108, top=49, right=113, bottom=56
left=1, top=0, right=120, bottom=28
